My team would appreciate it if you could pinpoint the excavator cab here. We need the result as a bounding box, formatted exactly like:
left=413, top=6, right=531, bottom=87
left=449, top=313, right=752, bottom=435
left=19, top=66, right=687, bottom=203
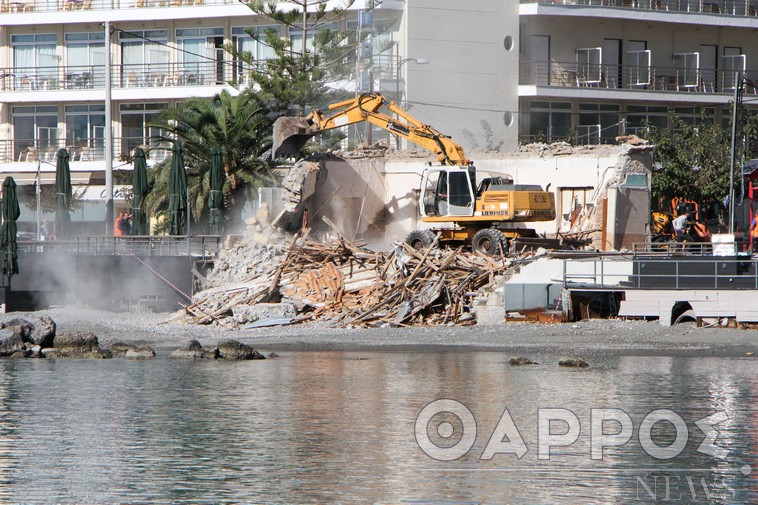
left=419, top=166, right=476, bottom=218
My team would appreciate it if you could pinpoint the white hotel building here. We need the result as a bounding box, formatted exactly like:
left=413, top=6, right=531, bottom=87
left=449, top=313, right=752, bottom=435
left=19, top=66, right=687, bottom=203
left=0, top=0, right=756, bottom=230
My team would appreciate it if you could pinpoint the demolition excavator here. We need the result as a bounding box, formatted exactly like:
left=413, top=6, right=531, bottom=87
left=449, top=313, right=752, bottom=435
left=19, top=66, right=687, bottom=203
left=273, top=93, right=556, bottom=255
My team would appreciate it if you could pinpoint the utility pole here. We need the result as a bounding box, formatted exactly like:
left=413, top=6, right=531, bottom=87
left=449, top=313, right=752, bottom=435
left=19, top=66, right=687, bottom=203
left=104, top=21, right=114, bottom=235
left=728, top=71, right=742, bottom=235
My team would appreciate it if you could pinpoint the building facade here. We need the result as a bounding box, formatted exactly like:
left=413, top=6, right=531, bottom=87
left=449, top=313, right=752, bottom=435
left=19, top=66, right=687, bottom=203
left=0, top=0, right=750, bottom=235
left=519, top=0, right=758, bottom=144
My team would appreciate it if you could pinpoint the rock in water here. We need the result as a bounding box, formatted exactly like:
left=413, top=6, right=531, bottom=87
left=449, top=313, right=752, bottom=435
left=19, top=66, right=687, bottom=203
left=217, top=339, right=266, bottom=360
left=0, top=328, right=24, bottom=356
left=125, top=347, right=156, bottom=360
left=50, top=331, right=110, bottom=359
left=29, top=316, right=56, bottom=347
left=509, top=356, right=537, bottom=366
left=110, top=342, right=134, bottom=357
left=171, top=340, right=219, bottom=359
left=559, top=357, right=589, bottom=368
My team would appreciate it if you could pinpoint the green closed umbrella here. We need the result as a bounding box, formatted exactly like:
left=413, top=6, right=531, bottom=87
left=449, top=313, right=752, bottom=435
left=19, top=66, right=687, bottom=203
left=55, top=148, right=72, bottom=240
left=168, top=140, right=188, bottom=235
left=132, top=147, right=149, bottom=235
left=208, top=145, right=223, bottom=235
left=1, top=177, right=20, bottom=277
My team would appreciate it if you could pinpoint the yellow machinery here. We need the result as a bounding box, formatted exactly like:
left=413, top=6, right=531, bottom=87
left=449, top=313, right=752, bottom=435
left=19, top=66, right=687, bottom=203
left=273, top=93, right=556, bottom=255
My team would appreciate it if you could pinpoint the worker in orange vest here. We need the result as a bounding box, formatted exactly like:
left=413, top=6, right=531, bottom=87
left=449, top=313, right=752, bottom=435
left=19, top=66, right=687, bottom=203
left=114, top=213, right=123, bottom=237
left=749, top=216, right=758, bottom=253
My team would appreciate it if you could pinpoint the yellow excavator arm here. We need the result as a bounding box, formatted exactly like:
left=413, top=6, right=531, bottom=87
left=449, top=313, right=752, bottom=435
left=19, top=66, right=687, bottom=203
left=272, top=93, right=471, bottom=166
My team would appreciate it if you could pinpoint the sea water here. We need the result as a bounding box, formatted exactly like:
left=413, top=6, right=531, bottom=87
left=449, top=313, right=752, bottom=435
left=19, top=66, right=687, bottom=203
left=0, top=352, right=755, bottom=504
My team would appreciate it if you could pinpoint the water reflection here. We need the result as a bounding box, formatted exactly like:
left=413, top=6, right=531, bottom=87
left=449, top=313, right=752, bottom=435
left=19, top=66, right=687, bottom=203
left=0, top=354, right=753, bottom=504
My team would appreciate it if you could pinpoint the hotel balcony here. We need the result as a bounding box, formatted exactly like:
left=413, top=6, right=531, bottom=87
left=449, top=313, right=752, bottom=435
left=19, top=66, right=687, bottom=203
left=0, top=61, right=244, bottom=94
left=521, top=0, right=758, bottom=18
left=1, top=0, right=230, bottom=13
left=519, top=60, right=756, bottom=103
left=1, top=137, right=171, bottom=165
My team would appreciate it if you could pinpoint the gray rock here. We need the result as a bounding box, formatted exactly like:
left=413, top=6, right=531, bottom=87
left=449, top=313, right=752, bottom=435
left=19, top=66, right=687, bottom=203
left=0, top=328, right=24, bottom=356
left=29, top=316, right=56, bottom=347
left=110, top=342, right=135, bottom=357
left=509, top=356, right=537, bottom=366
left=50, top=331, right=110, bottom=359
left=125, top=347, right=156, bottom=360
left=217, top=339, right=265, bottom=360
left=3, top=318, right=33, bottom=341
left=170, top=340, right=218, bottom=359
left=559, top=357, right=589, bottom=368
left=54, top=331, right=101, bottom=353
left=45, top=348, right=111, bottom=359
left=268, top=352, right=280, bottom=358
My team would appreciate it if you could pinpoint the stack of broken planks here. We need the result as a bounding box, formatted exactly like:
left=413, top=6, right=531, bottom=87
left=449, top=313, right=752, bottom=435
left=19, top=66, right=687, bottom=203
left=186, top=234, right=511, bottom=327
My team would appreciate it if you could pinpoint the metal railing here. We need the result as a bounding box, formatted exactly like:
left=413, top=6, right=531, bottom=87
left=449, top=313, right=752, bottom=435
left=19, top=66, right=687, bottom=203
left=0, top=137, right=172, bottom=164
left=561, top=241, right=758, bottom=290
left=1, top=61, right=240, bottom=93
left=522, top=0, right=758, bottom=17
left=1, top=0, right=231, bottom=13
left=520, top=60, right=758, bottom=94
left=18, top=235, right=221, bottom=258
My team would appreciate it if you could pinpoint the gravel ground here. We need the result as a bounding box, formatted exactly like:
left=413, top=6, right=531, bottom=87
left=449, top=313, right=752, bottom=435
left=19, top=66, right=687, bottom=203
left=3, top=307, right=757, bottom=358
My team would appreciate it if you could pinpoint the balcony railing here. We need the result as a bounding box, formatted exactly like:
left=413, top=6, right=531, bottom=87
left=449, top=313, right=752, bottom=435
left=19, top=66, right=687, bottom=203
left=0, top=137, right=172, bottom=164
left=523, top=0, right=758, bottom=17
left=520, top=60, right=758, bottom=94
left=1, top=0, right=232, bottom=13
left=1, top=61, right=243, bottom=92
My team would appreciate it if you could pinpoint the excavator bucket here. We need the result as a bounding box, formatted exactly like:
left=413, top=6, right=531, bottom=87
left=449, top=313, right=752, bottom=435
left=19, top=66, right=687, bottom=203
left=272, top=117, right=315, bottom=158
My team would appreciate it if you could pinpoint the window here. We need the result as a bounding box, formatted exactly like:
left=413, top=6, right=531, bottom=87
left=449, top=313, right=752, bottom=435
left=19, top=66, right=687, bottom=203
left=627, top=49, right=651, bottom=87
left=723, top=48, right=744, bottom=92
left=448, top=171, right=473, bottom=210
left=674, top=108, right=715, bottom=129
left=232, top=25, right=281, bottom=80
left=120, top=103, right=168, bottom=158
left=289, top=23, right=338, bottom=55
left=576, top=47, right=602, bottom=85
left=120, top=30, right=169, bottom=87
left=673, top=52, right=700, bottom=90
left=12, top=105, right=59, bottom=161
left=11, top=34, right=58, bottom=91
left=559, top=187, right=594, bottom=233
left=579, top=103, right=619, bottom=144
left=65, top=104, right=105, bottom=160
left=176, top=27, right=224, bottom=85
left=626, top=105, right=668, bottom=134
left=528, top=102, right=571, bottom=143
left=65, top=32, right=105, bottom=89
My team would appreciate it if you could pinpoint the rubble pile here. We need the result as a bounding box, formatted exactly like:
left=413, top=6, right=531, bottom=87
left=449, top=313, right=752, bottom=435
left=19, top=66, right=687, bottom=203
left=186, top=230, right=513, bottom=328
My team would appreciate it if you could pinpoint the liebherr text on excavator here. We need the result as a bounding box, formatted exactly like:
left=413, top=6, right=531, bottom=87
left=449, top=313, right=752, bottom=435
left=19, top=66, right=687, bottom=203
left=273, top=93, right=556, bottom=255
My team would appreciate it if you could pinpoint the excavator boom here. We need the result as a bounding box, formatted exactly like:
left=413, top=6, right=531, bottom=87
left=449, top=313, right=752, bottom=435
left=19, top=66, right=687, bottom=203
left=272, top=93, right=471, bottom=166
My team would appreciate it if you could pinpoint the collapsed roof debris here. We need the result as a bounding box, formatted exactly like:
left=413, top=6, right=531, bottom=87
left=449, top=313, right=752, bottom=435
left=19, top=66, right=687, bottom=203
left=185, top=222, right=535, bottom=328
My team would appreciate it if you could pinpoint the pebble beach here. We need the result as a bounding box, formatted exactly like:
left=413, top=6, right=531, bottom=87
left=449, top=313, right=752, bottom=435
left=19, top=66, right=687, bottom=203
left=3, top=307, right=757, bottom=358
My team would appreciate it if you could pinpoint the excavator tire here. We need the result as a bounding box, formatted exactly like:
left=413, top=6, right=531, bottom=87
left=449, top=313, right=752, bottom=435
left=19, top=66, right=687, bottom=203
left=472, top=228, right=508, bottom=256
left=405, top=229, right=436, bottom=251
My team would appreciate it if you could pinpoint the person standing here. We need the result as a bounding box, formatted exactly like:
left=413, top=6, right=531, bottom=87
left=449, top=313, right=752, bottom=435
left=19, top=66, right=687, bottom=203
left=672, top=212, right=688, bottom=242
left=114, top=213, right=123, bottom=237
left=749, top=216, right=758, bottom=253
left=119, top=213, right=133, bottom=236
left=40, top=220, right=51, bottom=241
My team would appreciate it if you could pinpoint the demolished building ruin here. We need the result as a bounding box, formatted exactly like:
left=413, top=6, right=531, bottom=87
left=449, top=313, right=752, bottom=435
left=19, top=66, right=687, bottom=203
left=183, top=142, right=654, bottom=328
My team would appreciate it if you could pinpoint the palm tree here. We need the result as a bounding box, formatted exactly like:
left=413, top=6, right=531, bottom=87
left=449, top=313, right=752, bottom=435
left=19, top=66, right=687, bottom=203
left=145, top=89, right=276, bottom=232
